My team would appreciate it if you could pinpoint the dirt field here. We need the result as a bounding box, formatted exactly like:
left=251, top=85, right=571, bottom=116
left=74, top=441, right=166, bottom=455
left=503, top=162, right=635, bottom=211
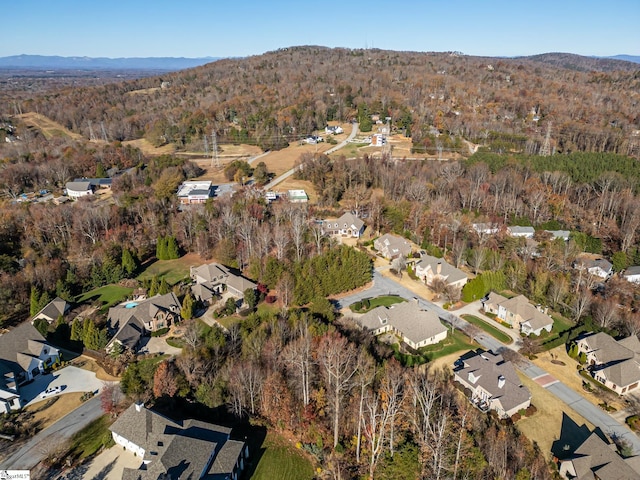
left=18, top=112, right=83, bottom=141
left=126, top=87, right=161, bottom=96
left=516, top=372, right=595, bottom=460
left=532, top=346, right=626, bottom=411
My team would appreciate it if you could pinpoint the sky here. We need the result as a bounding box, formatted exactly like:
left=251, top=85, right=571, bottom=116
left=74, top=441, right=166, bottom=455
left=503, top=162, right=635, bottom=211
left=2, top=0, right=639, bottom=58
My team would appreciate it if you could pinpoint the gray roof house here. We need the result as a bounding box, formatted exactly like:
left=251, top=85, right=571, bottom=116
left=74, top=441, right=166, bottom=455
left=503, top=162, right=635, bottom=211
left=453, top=350, right=531, bottom=419
left=190, top=262, right=257, bottom=300
left=65, top=180, right=94, bottom=199
left=573, top=256, right=613, bottom=279
left=414, top=254, right=468, bottom=289
left=623, top=266, right=640, bottom=284
left=507, top=226, right=535, bottom=238
left=559, top=432, right=640, bottom=480
left=576, top=332, right=640, bottom=395
left=545, top=230, right=570, bottom=241
left=322, top=212, right=365, bottom=238
left=111, top=402, right=248, bottom=480
left=32, top=296, right=70, bottom=324
left=374, top=233, right=412, bottom=259
left=106, top=293, right=181, bottom=353
left=482, top=292, right=553, bottom=336
left=0, top=322, right=60, bottom=413
left=358, top=300, right=448, bottom=350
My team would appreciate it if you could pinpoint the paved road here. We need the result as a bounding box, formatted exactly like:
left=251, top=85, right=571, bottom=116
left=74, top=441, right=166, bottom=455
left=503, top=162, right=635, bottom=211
left=247, top=151, right=271, bottom=165
left=0, top=396, right=104, bottom=470
left=263, top=122, right=359, bottom=190
left=340, top=268, right=640, bottom=454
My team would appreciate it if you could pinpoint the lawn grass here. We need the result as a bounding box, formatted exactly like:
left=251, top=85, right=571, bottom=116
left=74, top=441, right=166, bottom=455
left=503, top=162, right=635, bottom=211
left=461, top=314, right=513, bottom=344
left=76, top=285, right=133, bottom=310
left=251, top=432, right=315, bottom=480
left=350, top=295, right=406, bottom=313
left=137, top=255, right=201, bottom=285
left=68, top=414, right=113, bottom=460
left=420, top=328, right=477, bottom=362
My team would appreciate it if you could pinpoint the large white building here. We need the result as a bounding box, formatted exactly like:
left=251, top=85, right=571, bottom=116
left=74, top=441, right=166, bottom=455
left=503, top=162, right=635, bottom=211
left=177, top=180, right=214, bottom=204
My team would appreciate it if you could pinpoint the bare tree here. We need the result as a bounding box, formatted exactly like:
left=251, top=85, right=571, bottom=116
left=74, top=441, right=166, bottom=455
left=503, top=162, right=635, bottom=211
left=272, top=223, right=291, bottom=261
left=572, top=288, right=592, bottom=323
left=592, top=298, right=618, bottom=330
left=316, top=332, right=359, bottom=448
left=281, top=319, right=314, bottom=407
left=291, top=209, right=307, bottom=262
left=354, top=350, right=376, bottom=463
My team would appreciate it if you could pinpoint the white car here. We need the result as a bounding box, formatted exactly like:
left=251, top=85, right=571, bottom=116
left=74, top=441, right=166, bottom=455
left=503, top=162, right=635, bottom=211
left=40, top=386, right=62, bottom=399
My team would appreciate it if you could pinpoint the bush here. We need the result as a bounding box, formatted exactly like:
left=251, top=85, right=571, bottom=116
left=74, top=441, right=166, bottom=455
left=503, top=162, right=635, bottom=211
left=151, top=327, right=170, bottom=337
left=352, top=301, right=363, bottom=311
left=265, top=295, right=277, bottom=304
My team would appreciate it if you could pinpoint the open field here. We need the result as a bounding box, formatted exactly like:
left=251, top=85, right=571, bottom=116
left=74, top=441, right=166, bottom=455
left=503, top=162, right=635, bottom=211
left=420, top=329, right=477, bottom=362
left=123, top=138, right=177, bottom=156
left=76, top=285, right=133, bottom=310
left=516, top=372, right=595, bottom=461
left=137, top=253, right=203, bottom=285
left=533, top=346, right=626, bottom=411
left=250, top=432, right=315, bottom=480
left=18, top=112, right=83, bottom=140
left=461, top=314, right=513, bottom=344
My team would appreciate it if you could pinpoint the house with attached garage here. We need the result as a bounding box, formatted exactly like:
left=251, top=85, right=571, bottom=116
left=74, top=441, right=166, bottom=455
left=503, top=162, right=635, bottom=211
left=190, top=262, right=257, bottom=301
left=0, top=322, right=60, bottom=413
left=110, top=402, right=249, bottom=480
left=374, top=233, right=412, bottom=260
left=32, top=296, right=70, bottom=324
left=414, top=254, right=468, bottom=289
left=573, top=256, right=613, bottom=280
left=623, top=266, right=640, bottom=284
left=576, top=332, right=640, bottom=395
left=453, top=350, right=531, bottom=419
left=357, top=300, right=448, bottom=349
left=482, top=292, right=553, bottom=336
left=105, top=293, right=181, bottom=353
left=322, top=212, right=365, bottom=238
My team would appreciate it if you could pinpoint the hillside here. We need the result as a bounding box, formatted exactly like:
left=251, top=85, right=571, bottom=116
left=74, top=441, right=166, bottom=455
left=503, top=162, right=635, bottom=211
left=6, top=46, right=640, bottom=155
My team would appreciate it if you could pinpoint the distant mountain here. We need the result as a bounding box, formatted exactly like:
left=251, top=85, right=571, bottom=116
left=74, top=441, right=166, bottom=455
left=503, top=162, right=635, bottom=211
left=608, top=55, right=640, bottom=64
left=517, top=52, right=638, bottom=72
left=0, top=55, right=220, bottom=70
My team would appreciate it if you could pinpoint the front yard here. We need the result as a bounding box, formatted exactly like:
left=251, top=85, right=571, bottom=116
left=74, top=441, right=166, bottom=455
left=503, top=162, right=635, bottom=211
left=461, top=314, right=513, bottom=344
left=350, top=295, right=406, bottom=313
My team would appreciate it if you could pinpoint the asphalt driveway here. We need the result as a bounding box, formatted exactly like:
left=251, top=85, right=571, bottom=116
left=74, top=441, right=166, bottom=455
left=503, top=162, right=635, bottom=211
left=21, top=365, right=108, bottom=407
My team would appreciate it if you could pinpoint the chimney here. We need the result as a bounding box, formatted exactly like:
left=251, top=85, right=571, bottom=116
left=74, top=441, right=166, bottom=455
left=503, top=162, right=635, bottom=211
left=497, top=375, right=505, bottom=389
left=135, top=401, right=145, bottom=413
left=437, top=261, right=442, bottom=275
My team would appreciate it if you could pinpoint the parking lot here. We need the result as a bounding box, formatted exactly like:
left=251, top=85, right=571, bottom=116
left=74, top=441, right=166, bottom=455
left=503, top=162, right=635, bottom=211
left=20, top=365, right=109, bottom=407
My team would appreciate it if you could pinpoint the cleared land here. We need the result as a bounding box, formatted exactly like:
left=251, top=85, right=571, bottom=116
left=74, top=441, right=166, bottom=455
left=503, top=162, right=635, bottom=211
left=137, top=253, right=203, bottom=285
left=461, top=314, right=513, bottom=344
left=76, top=285, right=134, bottom=310
left=18, top=112, right=83, bottom=140
left=516, top=372, right=595, bottom=461
left=250, top=432, right=315, bottom=480
left=273, top=177, right=317, bottom=202
left=123, top=138, right=177, bottom=156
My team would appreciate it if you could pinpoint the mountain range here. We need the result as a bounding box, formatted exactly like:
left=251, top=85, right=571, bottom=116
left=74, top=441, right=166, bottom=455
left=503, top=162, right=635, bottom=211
left=0, top=54, right=219, bottom=70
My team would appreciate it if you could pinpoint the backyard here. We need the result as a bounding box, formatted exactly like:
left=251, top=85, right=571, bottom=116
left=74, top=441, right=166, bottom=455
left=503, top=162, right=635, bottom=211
left=250, top=432, right=315, bottom=480
left=137, top=253, right=203, bottom=285
left=76, top=285, right=133, bottom=311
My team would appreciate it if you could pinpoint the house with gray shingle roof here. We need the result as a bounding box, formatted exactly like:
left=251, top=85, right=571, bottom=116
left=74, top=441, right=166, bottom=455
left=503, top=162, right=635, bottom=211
left=559, top=431, right=640, bottom=480
left=374, top=233, right=412, bottom=260
left=414, top=254, right=468, bottom=289
left=507, top=226, right=535, bottom=238
left=32, top=296, right=70, bottom=324
left=482, top=292, right=553, bottom=336
left=573, top=256, right=613, bottom=279
left=106, top=293, right=181, bottom=353
left=190, top=262, right=257, bottom=301
left=111, top=402, right=248, bottom=480
left=623, top=266, right=640, bottom=284
left=0, top=322, right=60, bottom=413
left=453, top=350, right=531, bottom=419
left=357, top=300, right=448, bottom=349
left=322, top=212, right=365, bottom=238
left=65, top=180, right=94, bottom=199
left=576, top=332, right=640, bottom=395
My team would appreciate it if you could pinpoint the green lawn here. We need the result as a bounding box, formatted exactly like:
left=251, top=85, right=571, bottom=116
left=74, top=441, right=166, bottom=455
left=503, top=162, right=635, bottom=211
left=350, top=295, right=406, bottom=313
left=76, top=285, right=133, bottom=310
left=251, top=433, right=315, bottom=480
left=461, top=314, right=513, bottom=344
left=137, top=256, right=200, bottom=285
left=420, top=329, right=477, bottom=361
left=68, top=415, right=113, bottom=460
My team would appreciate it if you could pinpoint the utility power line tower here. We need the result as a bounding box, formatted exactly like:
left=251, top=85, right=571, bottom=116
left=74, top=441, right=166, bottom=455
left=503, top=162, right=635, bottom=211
left=210, top=131, right=219, bottom=168
left=539, top=122, right=552, bottom=156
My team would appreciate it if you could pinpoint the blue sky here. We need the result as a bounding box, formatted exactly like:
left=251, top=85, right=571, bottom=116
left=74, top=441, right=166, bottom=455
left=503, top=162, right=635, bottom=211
left=3, top=0, right=638, bottom=58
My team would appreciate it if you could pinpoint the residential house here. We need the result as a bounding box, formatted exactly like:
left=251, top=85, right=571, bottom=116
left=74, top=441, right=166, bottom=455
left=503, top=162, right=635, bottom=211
left=176, top=180, right=214, bottom=205
left=482, top=292, right=553, bottom=335
left=106, top=293, right=181, bottom=353
left=190, top=262, right=257, bottom=300
left=65, top=181, right=94, bottom=199
left=287, top=189, right=308, bottom=203
left=322, top=212, right=365, bottom=238
left=472, top=223, right=499, bottom=235
left=358, top=300, right=448, bottom=349
left=507, top=226, right=535, bottom=238
left=74, top=177, right=112, bottom=189
left=374, top=233, right=412, bottom=260
left=453, top=350, right=531, bottom=419
left=304, top=135, right=323, bottom=144
left=32, top=296, right=70, bottom=324
left=559, top=431, right=640, bottom=480
left=545, top=230, right=570, bottom=241
left=414, top=254, right=468, bottom=289
left=325, top=125, right=344, bottom=134
left=110, top=402, right=248, bottom=480
left=623, top=266, right=640, bottom=284
left=0, top=322, right=60, bottom=413
left=574, top=256, right=613, bottom=279
left=576, top=332, right=640, bottom=395
left=370, top=133, right=386, bottom=146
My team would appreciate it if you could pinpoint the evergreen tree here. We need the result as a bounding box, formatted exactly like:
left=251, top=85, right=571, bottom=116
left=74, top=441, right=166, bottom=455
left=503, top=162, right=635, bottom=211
left=149, top=276, right=160, bottom=296
left=244, top=288, right=258, bottom=310
left=55, top=279, right=73, bottom=302
left=181, top=292, right=195, bottom=320
left=158, top=278, right=170, bottom=295
left=30, top=286, right=40, bottom=316
left=166, top=236, right=180, bottom=259
left=121, top=249, right=137, bottom=276
left=156, top=236, right=167, bottom=260
left=70, top=318, right=83, bottom=342
left=33, top=318, right=49, bottom=338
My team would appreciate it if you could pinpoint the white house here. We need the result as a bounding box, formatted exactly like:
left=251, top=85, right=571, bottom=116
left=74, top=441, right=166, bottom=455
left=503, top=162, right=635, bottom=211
left=623, top=266, right=640, bottom=284
left=287, top=189, right=309, bottom=203
left=358, top=300, right=448, bottom=349
left=545, top=230, right=570, bottom=241
left=482, top=292, right=553, bottom=336
left=573, top=256, right=613, bottom=279
left=414, top=254, right=468, bottom=289
left=322, top=212, right=365, bottom=238
left=507, top=226, right=535, bottom=238
left=472, top=223, right=500, bottom=235
left=65, top=181, right=94, bottom=199
left=325, top=125, right=344, bottom=134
